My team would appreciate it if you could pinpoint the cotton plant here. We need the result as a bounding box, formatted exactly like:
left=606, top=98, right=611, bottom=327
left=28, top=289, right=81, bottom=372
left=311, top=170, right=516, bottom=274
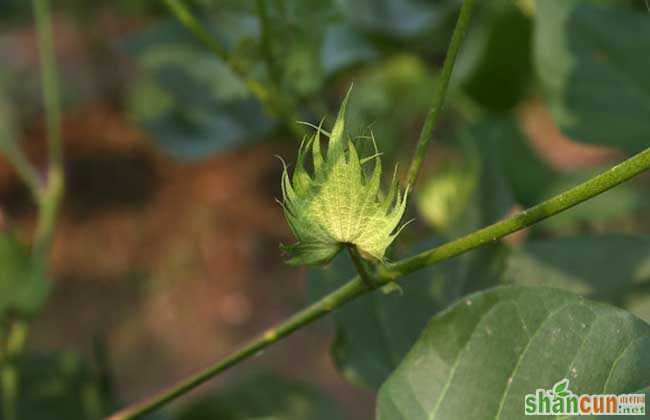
left=279, top=89, right=410, bottom=266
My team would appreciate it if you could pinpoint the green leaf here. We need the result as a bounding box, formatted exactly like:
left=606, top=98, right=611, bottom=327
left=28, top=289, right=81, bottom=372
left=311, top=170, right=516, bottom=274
left=307, top=242, right=508, bottom=389
left=124, top=18, right=274, bottom=159
left=281, top=89, right=408, bottom=266
left=0, top=351, right=107, bottom=420
left=535, top=0, right=650, bottom=153
left=502, top=235, right=650, bottom=319
left=174, top=371, right=345, bottom=420
left=377, top=286, right=650, bottom=420
left=0, top=232, right=51, bottom=319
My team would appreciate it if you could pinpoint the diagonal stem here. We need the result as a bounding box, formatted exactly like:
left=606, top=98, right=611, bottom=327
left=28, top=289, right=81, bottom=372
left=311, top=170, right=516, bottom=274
left=406, top=0, right=477, bottom=189
left=108, top=148, right=650, bottom=420
left=32, top=0, right=65, bottom=263
left=0, top=3, right=63, bottom=418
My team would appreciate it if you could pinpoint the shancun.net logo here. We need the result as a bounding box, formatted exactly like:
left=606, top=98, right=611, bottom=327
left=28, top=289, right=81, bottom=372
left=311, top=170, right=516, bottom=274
left=524, top=379, right=646, bottom=416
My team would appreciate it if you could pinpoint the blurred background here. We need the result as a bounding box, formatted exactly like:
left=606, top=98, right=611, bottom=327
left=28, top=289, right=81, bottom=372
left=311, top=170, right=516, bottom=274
left=0, top=0, right=648, bottom=419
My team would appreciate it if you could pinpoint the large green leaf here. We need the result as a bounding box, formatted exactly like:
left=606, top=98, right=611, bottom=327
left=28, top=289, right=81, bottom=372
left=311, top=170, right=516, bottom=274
left=307, top=242, right=507, bottom=390
left=0, top=232, right=51, bottom=319
left=377, top=286, right=650, bottom=420
left=503, top=235, right=650, bottom=319
left=535, top=0, right=650, bottom=152
left=173, top=371, right=344, bottom=420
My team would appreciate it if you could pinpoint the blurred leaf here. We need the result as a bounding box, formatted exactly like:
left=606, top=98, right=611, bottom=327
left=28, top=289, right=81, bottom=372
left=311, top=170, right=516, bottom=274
left=463, top=128, right=518, bottom=232
left=377, top=286, right=650, bottom=419
left=346, top=55, right=436, bottom=156
left=0, top=351, right=107, bottom=420
left=321, top=23, right=379, bottom=75
left=535, top=0, right=650, bottom=153
left=415, top=161, right=478, bottom=233
left=125, top=17, right=275, bottom=159
left=502, top=235, right=650, bottom=318
left=470, top=118, right=644, bottom=230
left=473, top=117, right=559, bottom=206
left=416, top=124, right=516, bottom=235
left=307, top=242, right=507, bottom=389
left=0, top=232, right=51, bottom=319
left=174, top=371, right=345, bottom=420
left=455, top=0, right=533, bottom=111
left=280, top=32, right=326, bottom=98
left=334, top=0, right=457, bottom=39
left=265, top=0, right=338, bottom=98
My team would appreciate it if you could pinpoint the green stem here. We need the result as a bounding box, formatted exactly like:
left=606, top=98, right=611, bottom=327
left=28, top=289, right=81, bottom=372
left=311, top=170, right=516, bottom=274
left=32, top=0, right=65, bottom=262
left=108, top=148, right=650, bottom=420
left=0, top=4, right=61, bottom=417
left=346, top=244, right=377, bottom=289
left=406, top=0, right=476, bottom=189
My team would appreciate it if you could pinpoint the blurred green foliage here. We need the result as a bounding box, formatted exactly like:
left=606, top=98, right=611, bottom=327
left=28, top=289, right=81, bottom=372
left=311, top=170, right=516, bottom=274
left=0, top=352, right=107, bottom=420
left=0, top=0, right=649, bottom=418
left=0, top=232, right=50, bottom=320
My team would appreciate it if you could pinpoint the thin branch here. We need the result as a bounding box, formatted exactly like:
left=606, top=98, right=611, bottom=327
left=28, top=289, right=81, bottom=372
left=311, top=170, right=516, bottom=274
left=108, top=147, right=650, bottom=420
left=32, top=0, right=65, bottom=262
left=406, top=0, right=477, bottom=189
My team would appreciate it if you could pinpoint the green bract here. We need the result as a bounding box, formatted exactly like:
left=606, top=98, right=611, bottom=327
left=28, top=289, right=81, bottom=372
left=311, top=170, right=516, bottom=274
left=280, top=89, right=409, bottom=266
